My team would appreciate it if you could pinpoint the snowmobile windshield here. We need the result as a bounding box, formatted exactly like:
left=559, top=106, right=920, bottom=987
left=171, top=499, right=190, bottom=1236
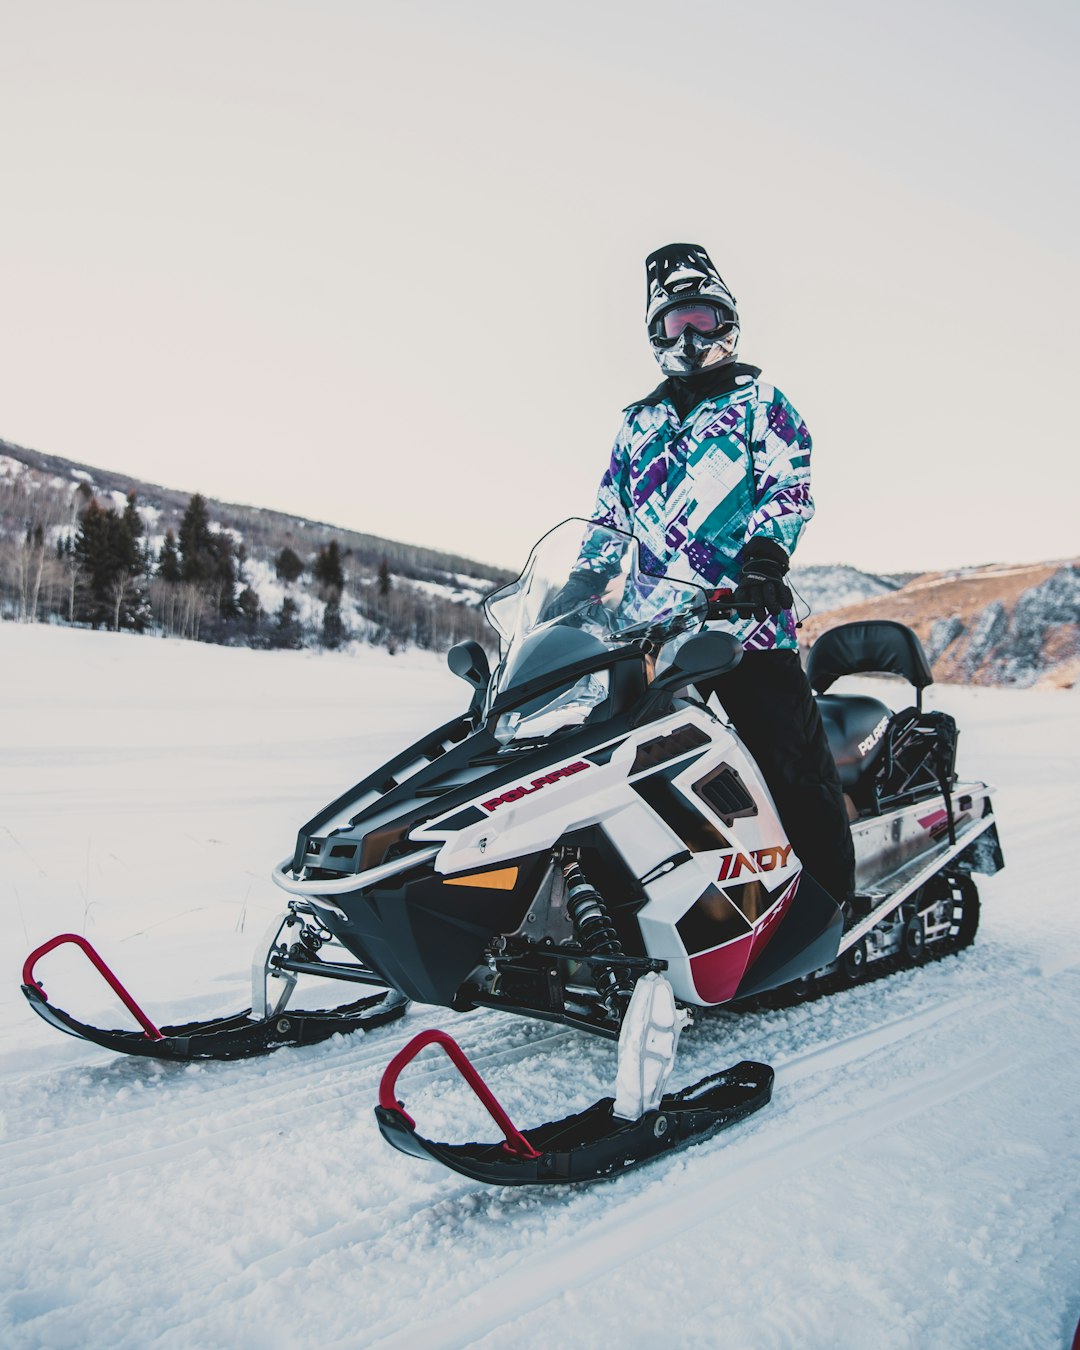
left=483, top=519, right=708, bottom=726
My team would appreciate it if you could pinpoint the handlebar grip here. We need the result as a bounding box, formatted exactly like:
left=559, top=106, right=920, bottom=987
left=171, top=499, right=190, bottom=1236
left=707, top=590, right=758, bottom=621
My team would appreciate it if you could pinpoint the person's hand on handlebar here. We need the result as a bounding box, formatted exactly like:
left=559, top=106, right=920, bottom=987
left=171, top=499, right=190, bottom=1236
left=727, top=538, right=793, bottom=622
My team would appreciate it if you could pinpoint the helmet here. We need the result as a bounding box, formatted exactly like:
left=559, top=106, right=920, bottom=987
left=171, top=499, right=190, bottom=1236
left=645, top=243, right=739, bottom=377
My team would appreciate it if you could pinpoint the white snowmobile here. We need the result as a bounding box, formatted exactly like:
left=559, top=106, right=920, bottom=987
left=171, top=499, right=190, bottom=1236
left=22, top=520, right=1003, bottom=1185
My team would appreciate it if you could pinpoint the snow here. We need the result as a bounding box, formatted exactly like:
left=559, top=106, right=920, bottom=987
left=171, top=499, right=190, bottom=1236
left=407, top=576, right=491, bottom=606
left=1, top=625, right=1078, bottom=1348
left=242, top=555, right=368, bottom=637
left=788, top=564, right=896, bottom=615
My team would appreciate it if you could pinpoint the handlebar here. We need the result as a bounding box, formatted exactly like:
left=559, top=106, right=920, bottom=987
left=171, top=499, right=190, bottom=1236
left=706, top=590, right=760, bottom=621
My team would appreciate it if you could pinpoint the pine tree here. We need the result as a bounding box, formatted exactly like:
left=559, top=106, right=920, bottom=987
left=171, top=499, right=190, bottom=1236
left=72, top=496, right=147, bottom=630
left=314, top=541, right=345, bottom=591
left=114, top=493, right=150, bottom=631
left=321, top=591, right=345, bottom=649
left=275, top=546, right=303, bottom=583
left=178, top=494, right=214, bottom=584
left=177, top=493, right=237, bottom=620
left=237, top=585, right=262, bottom=638
left=272, top=596, right=303, bottom=650
left=73, top=500, right=115, bottom=628
left=209, top=532, right=238, bottom=619
left=158, top=530, right=182, bottom=582
left=377, top=557, right=391, bottom=596
left=119, top=493, right=143, bottom=572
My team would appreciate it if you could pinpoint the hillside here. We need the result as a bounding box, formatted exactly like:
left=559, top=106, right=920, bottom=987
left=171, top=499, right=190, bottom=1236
left=3, top=434, right=1075, bottom=687
left=800, top=560, right=1080, bottom=689
left=0, top=436, right=514, bottom=652
left=788, top=562, right=901, bottom=614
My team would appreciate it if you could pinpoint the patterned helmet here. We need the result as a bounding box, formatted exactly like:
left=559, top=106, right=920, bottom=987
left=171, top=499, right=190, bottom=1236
left=645, top=243, right=740, bottom=377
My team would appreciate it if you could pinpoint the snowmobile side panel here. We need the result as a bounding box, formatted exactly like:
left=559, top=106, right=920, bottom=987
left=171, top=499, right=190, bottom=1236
left=321, top=855, right=547, bottom=1005
left=733, top=872, right=844, bottom=998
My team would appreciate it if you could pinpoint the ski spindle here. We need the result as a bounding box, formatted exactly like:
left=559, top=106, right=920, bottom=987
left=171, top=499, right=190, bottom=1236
left=21, top=933, right=164, bottom=1041
left=378, top=1029, right=541, bottom=1160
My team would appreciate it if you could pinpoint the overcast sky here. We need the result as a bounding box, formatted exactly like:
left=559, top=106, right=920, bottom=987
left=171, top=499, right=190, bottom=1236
left=1, top=0, right=1076, bottom=573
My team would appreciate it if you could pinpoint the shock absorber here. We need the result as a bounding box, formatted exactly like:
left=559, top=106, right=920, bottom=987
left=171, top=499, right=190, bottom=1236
left=561, top=857, right=623, bottom=1011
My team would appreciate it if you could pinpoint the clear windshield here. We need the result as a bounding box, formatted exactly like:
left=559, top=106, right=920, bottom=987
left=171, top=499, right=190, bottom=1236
left=484, top=519, right=708, bottom=694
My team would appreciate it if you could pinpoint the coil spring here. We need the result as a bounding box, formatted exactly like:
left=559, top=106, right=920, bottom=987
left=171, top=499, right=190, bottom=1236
left=562, top=859, right=623, bottom=1009
left=563, top=860, right=622, bottom=956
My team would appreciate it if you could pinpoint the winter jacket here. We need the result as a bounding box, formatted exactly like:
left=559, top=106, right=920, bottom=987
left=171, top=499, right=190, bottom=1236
left=589, top=362, right=814, bottom=651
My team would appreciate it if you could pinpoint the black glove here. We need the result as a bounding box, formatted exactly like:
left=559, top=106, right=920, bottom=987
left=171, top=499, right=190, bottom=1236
left=731, top=538, right=793, bottom=622
left=539, top=570, right=605, bottom=623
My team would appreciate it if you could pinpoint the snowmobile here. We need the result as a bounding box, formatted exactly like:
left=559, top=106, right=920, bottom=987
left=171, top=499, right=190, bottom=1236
left=22, top=519, right=1003, bottom=1186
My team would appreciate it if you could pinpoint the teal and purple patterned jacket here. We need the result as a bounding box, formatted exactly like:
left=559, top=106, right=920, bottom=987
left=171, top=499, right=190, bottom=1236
left=589, top=362, right=814, bottom=652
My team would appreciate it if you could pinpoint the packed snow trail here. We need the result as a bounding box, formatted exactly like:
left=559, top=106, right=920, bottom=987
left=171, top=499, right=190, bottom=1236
left=1, top=625, right=1078, bottom=1349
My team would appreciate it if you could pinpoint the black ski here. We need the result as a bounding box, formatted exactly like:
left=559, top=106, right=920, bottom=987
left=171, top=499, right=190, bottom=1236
left=23, top=983, right=409, bottom=1061
left=374, top=1028, right=773, bottom=1186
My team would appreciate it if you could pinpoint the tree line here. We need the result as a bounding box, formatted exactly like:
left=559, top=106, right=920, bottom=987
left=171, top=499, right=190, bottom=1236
left=0, top=479, right=495, bottom=655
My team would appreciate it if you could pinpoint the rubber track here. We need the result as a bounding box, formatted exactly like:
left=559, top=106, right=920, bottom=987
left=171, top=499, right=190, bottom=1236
left=732, top=882, right=979, bottom=1014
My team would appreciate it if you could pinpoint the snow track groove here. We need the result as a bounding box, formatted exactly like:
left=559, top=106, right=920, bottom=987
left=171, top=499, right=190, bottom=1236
left=359, top=1049, right=1022, bottom=1350
left=0, top=1018, right=576, bottom=1204
left=83, top=984, right=998, bottom=1350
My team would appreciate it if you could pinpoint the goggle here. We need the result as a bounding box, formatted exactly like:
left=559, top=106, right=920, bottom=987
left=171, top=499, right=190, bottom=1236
left=653, top=302, right=733, bottom=343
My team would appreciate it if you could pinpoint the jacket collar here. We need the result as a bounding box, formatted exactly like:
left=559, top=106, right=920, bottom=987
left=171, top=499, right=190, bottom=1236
left=625, top=361, right=762, bottom=418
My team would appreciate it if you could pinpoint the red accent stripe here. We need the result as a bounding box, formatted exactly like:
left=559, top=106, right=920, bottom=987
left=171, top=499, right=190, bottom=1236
left=746, top=874, right=802, bottom=972
left=689, top=932, right=754, bottom=1004
left=688, top=873, right=802, bottom=1004
left=22, top=933, right=164, bottom=1040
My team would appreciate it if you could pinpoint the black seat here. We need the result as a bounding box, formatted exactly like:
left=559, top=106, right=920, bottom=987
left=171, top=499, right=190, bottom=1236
left=806, top=621, right=935, bottom=806
left=815, top=694, right=892, bottom=797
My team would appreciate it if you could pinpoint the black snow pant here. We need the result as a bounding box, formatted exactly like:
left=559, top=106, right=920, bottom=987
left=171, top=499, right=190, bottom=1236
left=698, top=649, right=856, bottom=907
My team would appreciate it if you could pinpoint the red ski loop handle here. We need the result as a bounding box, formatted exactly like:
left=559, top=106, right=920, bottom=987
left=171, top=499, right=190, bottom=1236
left=379, top=1029, right=541, bottom=1160
left=22, top=933, right=164, bottom=1041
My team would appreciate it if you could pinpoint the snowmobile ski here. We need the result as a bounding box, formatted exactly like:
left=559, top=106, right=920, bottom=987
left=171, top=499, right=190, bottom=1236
left=22, top=931, right=409, bottom=1061
left=374, top=1028, right=773, bottom=1186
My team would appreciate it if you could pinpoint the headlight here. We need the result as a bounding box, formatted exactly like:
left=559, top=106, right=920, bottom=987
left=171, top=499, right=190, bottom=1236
left=494, top=672, right=609, bottom=745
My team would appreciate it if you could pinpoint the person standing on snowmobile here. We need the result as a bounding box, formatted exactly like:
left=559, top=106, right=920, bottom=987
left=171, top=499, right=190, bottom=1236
left=586, top=242, right=855, bottom=907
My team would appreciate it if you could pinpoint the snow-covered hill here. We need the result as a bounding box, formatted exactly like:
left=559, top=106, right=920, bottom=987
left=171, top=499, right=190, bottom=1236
left=0, top=437, right=512, bottom=648
left=788, top=562, right=899, bottom=615
left=2, top=624, right=1078, bottom=1348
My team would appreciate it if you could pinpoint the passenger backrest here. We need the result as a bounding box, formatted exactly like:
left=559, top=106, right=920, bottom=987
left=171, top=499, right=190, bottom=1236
left=806, top=621, right=933, bottom=703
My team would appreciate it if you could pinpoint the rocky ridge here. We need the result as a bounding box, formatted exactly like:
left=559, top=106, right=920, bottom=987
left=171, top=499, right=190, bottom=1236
left=799, top=560, right=1080, bottom=689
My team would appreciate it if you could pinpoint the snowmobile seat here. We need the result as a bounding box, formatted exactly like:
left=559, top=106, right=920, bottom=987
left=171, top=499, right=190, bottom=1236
left=805, top=621, right=933, bottom=702
left=806, top=621, right=939, bottom=809
left=814, top=693, right=892, bottom=798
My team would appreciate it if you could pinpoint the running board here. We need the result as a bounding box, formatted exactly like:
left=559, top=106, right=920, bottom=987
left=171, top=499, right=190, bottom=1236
left=839, top=812, right=997, bottom=955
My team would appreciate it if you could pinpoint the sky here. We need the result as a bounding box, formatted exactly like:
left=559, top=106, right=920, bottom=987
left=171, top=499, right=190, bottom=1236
left=0, top=0, right=1077, bottom=574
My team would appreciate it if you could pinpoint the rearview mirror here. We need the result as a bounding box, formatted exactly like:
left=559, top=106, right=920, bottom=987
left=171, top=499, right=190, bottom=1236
left=650, top=632, right=742, bottom=693
left=447, top=640, right=491, bottom=691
